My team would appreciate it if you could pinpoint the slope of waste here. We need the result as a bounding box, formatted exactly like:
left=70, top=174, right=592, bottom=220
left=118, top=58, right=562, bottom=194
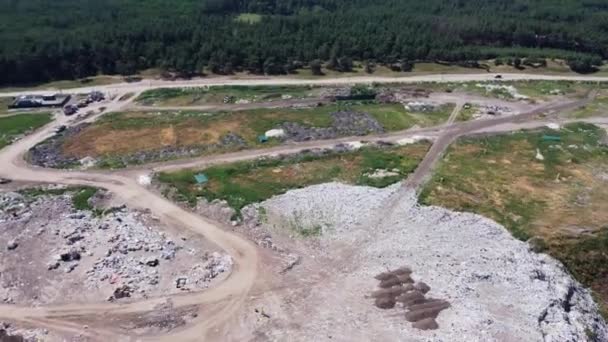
left=254, top=183, right=607, bottom=341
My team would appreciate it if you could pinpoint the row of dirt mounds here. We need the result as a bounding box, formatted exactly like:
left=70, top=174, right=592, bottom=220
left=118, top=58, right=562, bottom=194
left=372, top=266, right=450, bottom=330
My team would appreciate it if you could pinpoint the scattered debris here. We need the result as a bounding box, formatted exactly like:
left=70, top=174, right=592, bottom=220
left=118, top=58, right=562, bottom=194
left=6, top=239, right=18, bottom=251
left=0, top=189, right=229, bottom=306
left=111, top=285, right=132, bottom=300
left=280, top=111, right=384, bottom=142
left=257, top=183, right=608, bottom=341
left=404, top=101, right=436, bottom=112
left=176, top=277, right=188, bottom=289
left=396, top=135, right=429, bottom=146
left=28, top=124, right=247, bottom=168
left=366, top=169, right=400, bottom=179
left=476, top=83, right=529, bottom=100
left=79, top=156, right=97, bottom=169
left=265, top=129, right=285, bottom=138
left=536, top=148, right=545, bottom=161
left=138, top=174, right=152, bottom=186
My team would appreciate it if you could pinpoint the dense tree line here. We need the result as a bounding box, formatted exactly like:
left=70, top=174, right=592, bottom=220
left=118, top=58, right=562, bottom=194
left=1, top=0, right=608, bottom=85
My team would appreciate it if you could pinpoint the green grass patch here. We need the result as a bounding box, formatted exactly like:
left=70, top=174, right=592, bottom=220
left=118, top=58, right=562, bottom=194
left=513, top=80, right=593, bottom=99
left=157, top=143, right=430, bottom=212
left=71, top=187, right=98, bottom=210
left=0, top=113, right=52, bottom=148
left=356, top=102, right=453, bottom=130
left=568, top=93, right=608, bottom=119
left=19, top=186, right=98, bottom=211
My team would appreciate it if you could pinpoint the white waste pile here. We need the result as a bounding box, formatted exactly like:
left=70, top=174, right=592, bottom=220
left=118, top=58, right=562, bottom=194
left=265, top=129, right=286, bottom=138
left=535, top=148, right=545, bottom=161
left=476, top=83, right=529, bottom=100
left=346, top=141, right=365, bottom=150
left=404, top=101, right=436, bottom=112
left=260, top=183, right=607, bottom=341
left=396, top=135, right=429, bottom=146
left=138, top=174, right=152, bottom=186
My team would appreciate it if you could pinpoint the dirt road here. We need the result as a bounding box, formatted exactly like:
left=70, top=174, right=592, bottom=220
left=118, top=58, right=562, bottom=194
left=404, top=94, right=595, bottom=189
left=2, top=73, right=608, bottom=98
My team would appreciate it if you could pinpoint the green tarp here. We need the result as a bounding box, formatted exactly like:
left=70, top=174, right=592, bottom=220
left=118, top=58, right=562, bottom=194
left=542, top=135, right=561, bottom=141
left=194, top=173, right=208, bottom=184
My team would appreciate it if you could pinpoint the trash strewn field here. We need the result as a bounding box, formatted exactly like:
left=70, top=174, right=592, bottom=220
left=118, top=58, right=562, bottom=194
left=0, top=187, right=229, bottom=306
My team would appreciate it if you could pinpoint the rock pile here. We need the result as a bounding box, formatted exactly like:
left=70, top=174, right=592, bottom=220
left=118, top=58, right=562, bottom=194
left=28, top=123, right=89, bottom=168
left=28, top=127, right=247, bottom=168
left=280, top=111, right=384, bottom=142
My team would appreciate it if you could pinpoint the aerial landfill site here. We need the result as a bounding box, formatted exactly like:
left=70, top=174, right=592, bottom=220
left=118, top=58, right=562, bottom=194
left=1, top=75, right=608, bottom=342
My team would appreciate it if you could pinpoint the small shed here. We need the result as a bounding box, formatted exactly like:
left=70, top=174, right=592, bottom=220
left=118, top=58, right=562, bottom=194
left=194, top=173, right=209, bottom=184
left=257, top=134, right=269, bottom=143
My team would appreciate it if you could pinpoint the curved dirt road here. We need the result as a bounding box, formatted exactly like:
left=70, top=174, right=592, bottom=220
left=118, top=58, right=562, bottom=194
left=0, top=109, right=260, bottom=341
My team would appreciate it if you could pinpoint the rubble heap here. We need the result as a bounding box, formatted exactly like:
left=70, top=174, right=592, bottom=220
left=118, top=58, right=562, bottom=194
left=0, top=188, right=231, bottom=305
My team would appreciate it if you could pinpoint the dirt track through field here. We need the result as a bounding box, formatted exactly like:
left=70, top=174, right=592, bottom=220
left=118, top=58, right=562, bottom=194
left=0, top=75, right=599, bottom=341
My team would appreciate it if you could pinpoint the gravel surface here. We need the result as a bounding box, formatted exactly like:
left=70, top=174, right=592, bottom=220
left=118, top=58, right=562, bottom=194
left=256, top=182, right=607, bottom=341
